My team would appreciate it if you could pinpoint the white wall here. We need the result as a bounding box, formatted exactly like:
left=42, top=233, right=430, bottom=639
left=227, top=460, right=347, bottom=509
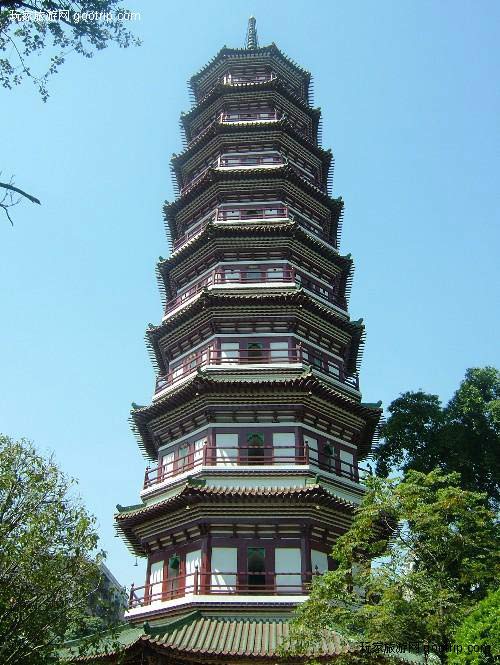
left=275, top=547, right=302, bottom=592
left=149, top=560, right=163, bottom=601
left=211, top=547, right=237, bottom=592
left=311, top=549, right=329, bottom=574
left=185, top=549, right=201, bottom=594
left=215, top=432, right=238, bottom=466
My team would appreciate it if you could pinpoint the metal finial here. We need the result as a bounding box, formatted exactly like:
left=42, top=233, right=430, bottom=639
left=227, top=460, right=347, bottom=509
left=246, top=16, right=258, bottom=49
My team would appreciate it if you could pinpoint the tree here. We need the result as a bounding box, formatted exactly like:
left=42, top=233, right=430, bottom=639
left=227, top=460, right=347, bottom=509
left=284, top=469, right=500, bottom=664
left=0, top=434, right=113, bottom=664
left=0, top=0, right=140, bottom=223
left=374, top=367, right=500, bottom=505
left=448, top=588, right=500, bottom=665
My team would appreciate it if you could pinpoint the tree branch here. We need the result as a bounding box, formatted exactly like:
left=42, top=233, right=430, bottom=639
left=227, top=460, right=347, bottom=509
left=0, top=181, right=40, bottom=204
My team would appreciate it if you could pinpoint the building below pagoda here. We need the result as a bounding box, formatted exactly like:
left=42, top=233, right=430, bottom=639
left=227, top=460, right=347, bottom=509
left=66, top=17, right=385, bottom=664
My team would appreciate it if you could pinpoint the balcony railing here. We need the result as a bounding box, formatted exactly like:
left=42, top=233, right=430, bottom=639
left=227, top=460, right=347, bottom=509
left=172, top=206, right=290, bottom=252
left=163, top=268, right=296, bottom=316
left=129, top=570, right=316, bottom=608
left=218, top=154, right=283, bottom=168
left=180, top=154, right=284, bottom=195
left=143, top=442, right=364, bottom=490
left=222, top=73, right=276, bottom=85
left=221, top=111, right=278, bottom=123
left=155, top=347, right=303, bottom=393
left=217, top=205, right=288, bottom=221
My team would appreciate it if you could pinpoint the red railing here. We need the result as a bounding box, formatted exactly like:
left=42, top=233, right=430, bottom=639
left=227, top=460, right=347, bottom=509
left=180, top=153, right=283, bottom=195
left=222, top=73, right=276, bottom=85
left=216, top=205, right=288, bottom=221
left=143, top=443, right=364, bottom=489
left=155, top=347, right=302, bottom=393
left=163, top=268, right=296, bottom=316
left=129, top=570, right=316, bottom=608
left=221, top=111, right=278, bottom=123
left=172, top=213, right=216, bottom=251
left=219, top=154, right=283, bottom=167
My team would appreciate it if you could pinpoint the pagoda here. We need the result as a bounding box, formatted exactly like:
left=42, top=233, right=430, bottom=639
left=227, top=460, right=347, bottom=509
left=105, top=18, right=382, bottom=663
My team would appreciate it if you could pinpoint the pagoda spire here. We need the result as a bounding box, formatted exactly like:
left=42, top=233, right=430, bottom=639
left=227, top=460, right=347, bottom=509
left=246, top=16, right=258, bottom=49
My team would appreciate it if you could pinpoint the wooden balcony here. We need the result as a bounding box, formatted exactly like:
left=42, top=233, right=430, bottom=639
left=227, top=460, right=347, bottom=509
left=180, top=153, right=283, bottom=195
left=129, top=570, right=317, bottom=608
left=172, top=206, right=290, bottom=252
left=155, top=346, right=302, bottom=393
left=218, top=154, right=283, bottom=168
left=221, top=110, right=278, bottom=123
left=222, top=73, right=276, bottom=85
left=143, top=442, right=365, bottom=490
left=163, top=268, right=296, bottom=316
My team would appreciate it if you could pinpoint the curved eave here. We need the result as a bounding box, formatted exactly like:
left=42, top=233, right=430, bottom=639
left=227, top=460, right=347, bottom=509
left=189, top=43, right=311, bottom=95
left=159, top=220, right=350, bottom=275
left=181, top=77, right=320, bottom=133
left=163, top=165, right=343, bottom=238
left=173, top=118, right=332, bottom=171
left=146, top=289, right=361, bottom=346
left=131, top=371, right=381, bottom=460
left=115, top=483, right=355, bottom=554
left=146, top=287, right=362, bottom=376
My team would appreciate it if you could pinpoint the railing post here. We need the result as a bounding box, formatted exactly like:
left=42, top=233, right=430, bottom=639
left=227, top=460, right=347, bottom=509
left=305, top=442, right=309, bottom=465
left=144, top=466, right=149, bottom=487
left=128, top=583, right=135, bottom=608
left=194, top=565, right=199, bottom=595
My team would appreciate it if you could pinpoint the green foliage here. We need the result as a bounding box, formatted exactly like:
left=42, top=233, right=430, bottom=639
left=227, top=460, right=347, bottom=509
left=375, top=367, right=500, bottom=504
left=448, top=588, right=500, bottom=664
left=0, top=0, right=140, bottom=101
left=284, top=469, right=500, bottom=664
left=0, top=434, right=117, bottom=664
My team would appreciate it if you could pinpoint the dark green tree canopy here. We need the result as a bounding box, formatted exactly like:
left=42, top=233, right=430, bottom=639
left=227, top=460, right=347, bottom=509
left=284, top=469, right=500, bottom=664
left=0, top=434, right=112, bottom=664
left=374, top=367, right=500, bottom=504
left=448, top=588, right=500, bottom=665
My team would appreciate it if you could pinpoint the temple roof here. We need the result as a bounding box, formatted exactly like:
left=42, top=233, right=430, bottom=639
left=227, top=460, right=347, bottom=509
left=130, top=371, right=381, bottom=460
left=163, top=165, right=343, bottom=238
left=148, top=289, right=360, bottom=339
left=172, top=117, right=332, bottom=169
left=115, top=483, right=355, bottom=524
left=162, top=220, right=349, bottom=271
left=189, top=42, right=311, bottom=90
left=181, top=76, right=321, bottom=125
left=63, top=610, right=429, bottom=663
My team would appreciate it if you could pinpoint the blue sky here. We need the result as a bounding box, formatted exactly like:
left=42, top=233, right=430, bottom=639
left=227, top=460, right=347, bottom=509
left=1, top=0, right=499, bottom=588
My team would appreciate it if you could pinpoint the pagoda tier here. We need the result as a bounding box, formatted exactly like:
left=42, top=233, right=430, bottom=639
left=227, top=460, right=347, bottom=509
left=171, top=121, right=333, bottom=195
left=146, top=289, right=364, bottom=378
left=163, top=168, right=343, bottom=248
left=156, top=222, right=352, bottom=311
left=180, top=78, right=322, bottom=146
left=188, top=43, right=311, bottom=104
left=107, top=18, right=382, bottom=663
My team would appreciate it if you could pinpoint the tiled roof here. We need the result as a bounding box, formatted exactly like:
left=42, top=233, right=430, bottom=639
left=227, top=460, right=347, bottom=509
left=181, top=77, right=321, bottom=124
left=115, top=483, right=354, bottom=522
left=172, top=118, right=332, bottom=167
left=189, top=43, right=311, bottom=86
left=147, top=289, right=361, bottom=340
left=63, top=611, right=429, bottom=663
left=163, top=165, right=343, bottom=220
left=147, top=612, right=339, bottom=658
left=159, top=220, right=349, bottom=270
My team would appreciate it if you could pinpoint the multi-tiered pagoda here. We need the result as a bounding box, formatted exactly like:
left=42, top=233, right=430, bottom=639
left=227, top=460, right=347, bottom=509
left=100, top=18, right=381, bottom=663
